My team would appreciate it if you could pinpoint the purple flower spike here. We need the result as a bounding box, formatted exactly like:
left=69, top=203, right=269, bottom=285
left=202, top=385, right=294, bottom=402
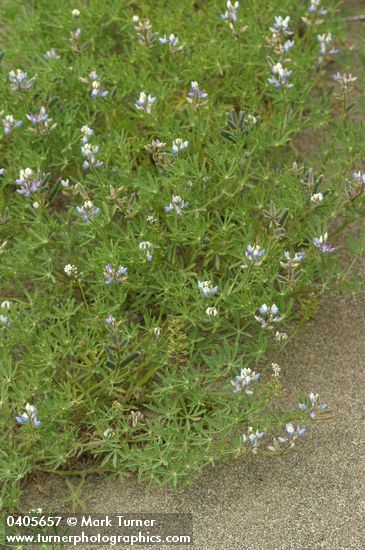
left=255, top=303, right=283, bottom=329
left=135, top=91, right=157, bottom=114
left=242, top=427, right=265, bottom=453
left=221, top=1, right=240, bottom=24
left=313, top=233, right=335, bottom=254
left=76, top=200, right=100, bottom=222
left=27, top=106, right=48, bottom=125
left=15, top=168, right=44, bottom=198
left=186, top=81, right=208, bottom=106
left=105, top=314, right=115, bottom=325
left=299, top=392, right=329, bottom=418
left=241, top=244, right=266, bottom=268
left=268, top=63, right=293, bottom=89
left=2, top=114, right=23, bottom=135
left=231, top=367, right=260, bottom=394
left=164, top=195, right=189, bottom=215
left=9, top=69, right=35, bottom=91
left=198, top=280, right=219, bottom=298
left=104, top=264, right=128, bottom=284
left=16, top=403, right=41, bottom=427
left=352, top=171, right=365, bottom=185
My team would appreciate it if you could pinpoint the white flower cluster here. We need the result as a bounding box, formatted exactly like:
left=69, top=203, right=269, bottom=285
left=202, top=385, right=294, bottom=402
left=64, top=264, right=80, bottom=279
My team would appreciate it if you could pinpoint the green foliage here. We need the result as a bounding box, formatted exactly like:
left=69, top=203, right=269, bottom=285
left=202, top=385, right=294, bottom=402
left=0, top=0, right=363, bottom=510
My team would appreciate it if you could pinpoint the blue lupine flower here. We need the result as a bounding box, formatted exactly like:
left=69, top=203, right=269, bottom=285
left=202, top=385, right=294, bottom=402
left=242, top=427, right=265, bottom=453
left=241, top=244, right=266, bottom=268
left=105, top=314, right=115, bottom=325
left=26, top=107, right=55, bottom=134
left=221, top=1, right=240, bottom=24
left=16, top=403, right=41, bottom=427
left=277, top=423, right=306, bottom=445
left=187, top=81, right=208, bottom=99
left=2, top=114, right=22, bottom=135
left=287, top=423, right=306, bottom=437
left=80, top=126, right=104, bottom=169
left=0, top=314, right=11, bottom=327
left=69, top=28, right=83, bottom=53
left=91, top=82, right=109, bottom=98
left=76, top=200, right=100, bottom=222
left=139, top=241, right=153, bottom=261
left=352, top=171, right=365, bottom=185
left=88, top=71, right=109, bottom=99
left=27, top=106, right=49, bottom=126
left=231, top=367, right=260, bottom=394
left=80, top=125, right=95, bottom=143
left=267, top=15, right=294, bottom=58
left=271, top=16, right=293, bottom=35
left=81, top=143, right=104, bottom=170
left=285, top=251, right=305, bottom=262
left=255, top=303, right=283, bottom=329
left=333, top=72, right=357, bottom=86
left=313, top=233, right=335, bottom=253
left=0, top=301, right=11, bottom=321
left=281, top=251, right=305, bottom=269
left=164, top=195, right=189, bottom=215
left=317, top=32, right=339, bottom=56
left=268, top=63, right=293, bottom=89
left=9, top=69, right=35, bottom=91
left=269, top=423, right=306, bottom=451
left=159, top=33, right=184, bottom=53
left=308, top=0, right=327, bottom=15
left=198, top=280, right=219, bottom=298
left=15, top=168, right=44, bottom=197
left=299, top=392, right=329, bottom=418
left=135, top=91, right=157, bottom=114
left=104, top=264, right=128, bottom=285
left=283, top=39, right=295, bottom=52
left=171, top=139, right=189, bottom=156
left=187, top=81, right=208, bottom=106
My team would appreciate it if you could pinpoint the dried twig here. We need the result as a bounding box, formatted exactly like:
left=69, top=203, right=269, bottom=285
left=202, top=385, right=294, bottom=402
left=342, top=14, right=365, bottom=22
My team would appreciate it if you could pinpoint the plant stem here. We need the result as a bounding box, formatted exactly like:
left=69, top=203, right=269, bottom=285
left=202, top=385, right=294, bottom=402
left=280, top=85, right=287, bottom=136
left=78, top=280, right=89, bottom=310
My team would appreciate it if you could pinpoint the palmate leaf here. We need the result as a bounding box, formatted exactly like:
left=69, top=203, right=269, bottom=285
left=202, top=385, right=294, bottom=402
left=118, top=351, right=141, bottom=368
left=221, top=109, right=258, bottom=142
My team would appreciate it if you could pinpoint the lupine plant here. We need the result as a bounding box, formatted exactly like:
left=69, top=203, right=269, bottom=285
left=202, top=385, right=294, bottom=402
left=0, top=0, right=364, bottom=510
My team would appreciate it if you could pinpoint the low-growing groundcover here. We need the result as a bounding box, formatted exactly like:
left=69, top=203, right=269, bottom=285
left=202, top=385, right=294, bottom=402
left=1, top=0, right=365, bottom=510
